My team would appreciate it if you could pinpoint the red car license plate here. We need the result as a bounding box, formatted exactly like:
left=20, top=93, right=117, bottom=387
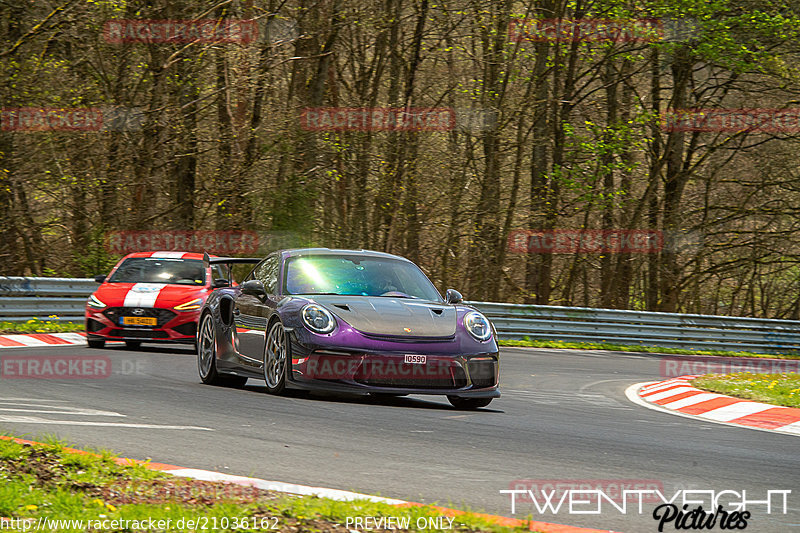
left=404, top=354, right=427, bottom=364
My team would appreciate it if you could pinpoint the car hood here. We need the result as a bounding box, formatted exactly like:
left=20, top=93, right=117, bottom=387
left=309, top=295, right=456, bottom=337
left=93, top=283, right=208, bottom=308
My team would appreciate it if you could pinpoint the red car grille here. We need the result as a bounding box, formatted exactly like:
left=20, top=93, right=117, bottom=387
left=102, top=307, right=176, bottom=327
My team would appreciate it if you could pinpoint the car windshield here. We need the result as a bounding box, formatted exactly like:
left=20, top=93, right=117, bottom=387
left=107, top=258, right=206, bottom=286
left=284, top=255, right=442, bottom=301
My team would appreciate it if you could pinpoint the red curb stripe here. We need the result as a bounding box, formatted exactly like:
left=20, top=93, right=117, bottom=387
left=677, top=396, right=740, bottom=415
left=653, top=390, right=706, bottom=405
left=0, top=337, right=26, bottom=347
left=727, top=407, right=800, bottom=429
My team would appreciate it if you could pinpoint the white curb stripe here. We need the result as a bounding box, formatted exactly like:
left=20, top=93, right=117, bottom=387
left=779, top=421, right=800, bottom=435
left=165, top=469, right=407, bottom=504
left=640, top=377, right=689, bottom=391
left=50, top=333, right=89, bottom=343
left=641, top=386, right=695, bottom=401
left=696, top=402, right=774, bottom=422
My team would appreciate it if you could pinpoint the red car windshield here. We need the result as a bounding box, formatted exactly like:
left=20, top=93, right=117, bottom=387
left=107, top=258, right=206, bottom=286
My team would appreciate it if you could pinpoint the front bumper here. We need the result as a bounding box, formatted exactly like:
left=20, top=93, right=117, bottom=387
left=288, top=337, right=499, bottom=397
left=85, top=307, right=200, bottom=343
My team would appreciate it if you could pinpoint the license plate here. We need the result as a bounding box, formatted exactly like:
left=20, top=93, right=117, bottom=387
left=404, top=354, right=427, bottom=364
left=121, top=316, right=157, bottom=326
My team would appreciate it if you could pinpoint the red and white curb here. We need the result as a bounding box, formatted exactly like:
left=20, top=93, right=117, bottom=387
left=0, top=332, right=91, bottom=348
left=0, top=436, right=615, bottom=533
left=626, top=376, right=800, bottom=437
left=0, top=332, right=128, bottom=348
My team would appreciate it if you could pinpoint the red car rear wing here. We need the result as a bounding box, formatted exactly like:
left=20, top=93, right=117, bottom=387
left=203, top=252, right=261, bottom=287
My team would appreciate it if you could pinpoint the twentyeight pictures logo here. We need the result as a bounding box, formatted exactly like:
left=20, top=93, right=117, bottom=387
left=501, top=486, right=791, bottom=531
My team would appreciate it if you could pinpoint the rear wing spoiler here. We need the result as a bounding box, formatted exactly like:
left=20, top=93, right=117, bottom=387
left=203, top=252, right=261, bottom=286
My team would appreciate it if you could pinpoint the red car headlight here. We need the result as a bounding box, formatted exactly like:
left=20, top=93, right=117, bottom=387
left=174, top=298, right=203, bottom=311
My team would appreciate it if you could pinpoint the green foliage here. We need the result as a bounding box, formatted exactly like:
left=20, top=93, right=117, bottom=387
left=692, top=372, right=800, bottom=407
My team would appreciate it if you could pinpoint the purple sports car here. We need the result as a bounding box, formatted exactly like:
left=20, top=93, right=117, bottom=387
left=196, top=248, right=499, bottom=409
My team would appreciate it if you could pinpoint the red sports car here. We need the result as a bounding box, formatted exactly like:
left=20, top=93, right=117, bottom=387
left=85, top=251, right=228, bottom=349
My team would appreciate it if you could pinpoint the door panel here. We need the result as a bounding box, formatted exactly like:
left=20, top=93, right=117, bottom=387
left=234, top=254, right=280, bottom=368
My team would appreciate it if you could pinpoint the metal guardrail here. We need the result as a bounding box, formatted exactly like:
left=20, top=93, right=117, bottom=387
left=1, top=277, right=799, bottom=354
left=0, top=277, right=94, bottom=322
left=473, top=301, right=800, bottom=354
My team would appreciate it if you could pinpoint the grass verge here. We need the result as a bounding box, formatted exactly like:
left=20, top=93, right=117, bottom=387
left=691, top=373, right=800, bottom=408
left=0, top=318, right=83, bottom=335
left=0, top=436, right=538, bottom=532
left=499, top=338, right=800, bottom=360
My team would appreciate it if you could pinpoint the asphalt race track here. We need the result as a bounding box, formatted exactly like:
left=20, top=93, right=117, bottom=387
left=0, top=345, right=797, bottom=532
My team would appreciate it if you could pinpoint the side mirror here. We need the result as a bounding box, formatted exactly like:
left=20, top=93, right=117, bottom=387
left=241, top=279, right=266, bottom=296
left=94, top=275, right=107, bottom=283
left=445, top=289, right=463, bottom=304
left=212, top=278, right=229, bottom=288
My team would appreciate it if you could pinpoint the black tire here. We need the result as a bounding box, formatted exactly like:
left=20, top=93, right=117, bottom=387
left=197, top=312, right=247, bottom=388
left=447, top=396, right=493, bottom=409
left=87, top=337, right=105, bottom=349
left=124, top=340, right=141, bottom=349
left=263, top=320, right=289, bottom=395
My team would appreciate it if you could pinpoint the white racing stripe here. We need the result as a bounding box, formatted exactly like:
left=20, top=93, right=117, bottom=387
left=123, top=283, right=165, bottom=307
left=150, top=251, right=187, bottom=258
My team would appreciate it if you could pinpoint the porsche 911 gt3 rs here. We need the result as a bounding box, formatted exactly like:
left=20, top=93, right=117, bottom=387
left=197, top=248, right=500, bottom=409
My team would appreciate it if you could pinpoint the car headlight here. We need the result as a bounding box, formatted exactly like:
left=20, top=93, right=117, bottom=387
left=87, top=294, right=106, bottom=309
left=464, top=311, right=492, bottom=341
left=302, top=304, right=336, bottom=334
left=174, top=298, right=203, bottom=311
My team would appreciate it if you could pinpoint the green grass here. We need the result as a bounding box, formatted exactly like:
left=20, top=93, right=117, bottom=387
left=499, top=338, right=800, bottom=360
left=0, top=436, right=538, bottom=532
left=0, top=318, right=83, bottom=335
left=691, top=373, right=800, bottom=408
